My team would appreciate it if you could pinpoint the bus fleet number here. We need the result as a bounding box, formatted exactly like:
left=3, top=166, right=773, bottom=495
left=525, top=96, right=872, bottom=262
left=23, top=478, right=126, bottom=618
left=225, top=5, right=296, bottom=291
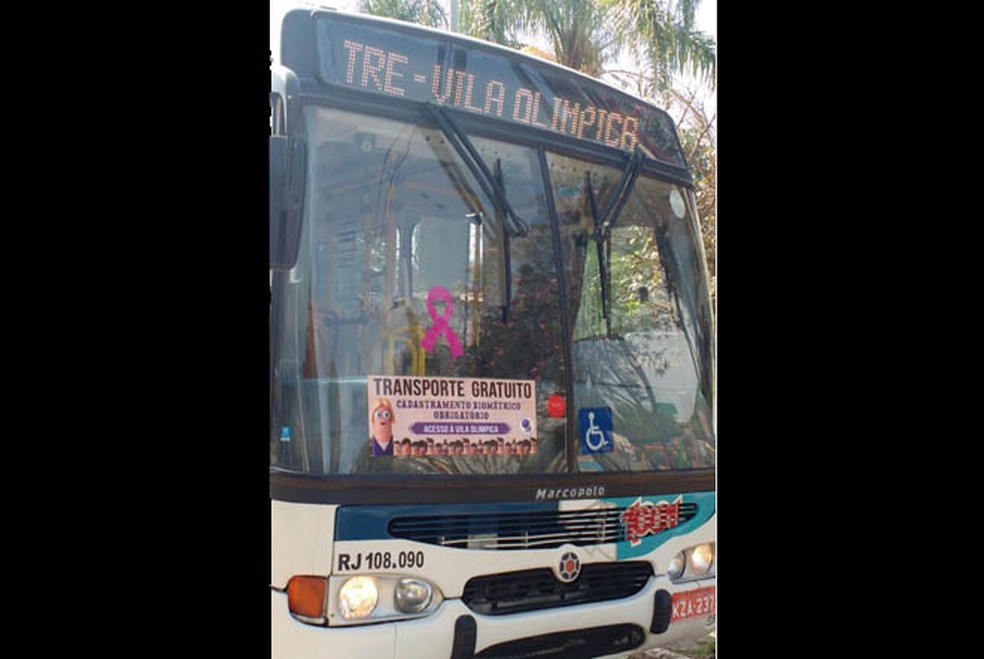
left=337, top=550, right=425, bottom=572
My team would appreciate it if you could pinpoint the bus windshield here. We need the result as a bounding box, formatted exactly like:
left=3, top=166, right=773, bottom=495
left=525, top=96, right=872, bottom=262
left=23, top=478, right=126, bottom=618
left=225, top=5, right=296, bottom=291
left=271, top=105, right=714, bottom=476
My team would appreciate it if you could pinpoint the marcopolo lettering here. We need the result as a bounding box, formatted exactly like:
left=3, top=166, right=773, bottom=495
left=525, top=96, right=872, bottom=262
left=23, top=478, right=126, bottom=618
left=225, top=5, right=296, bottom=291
left=535, top=486, right=606, bottom=501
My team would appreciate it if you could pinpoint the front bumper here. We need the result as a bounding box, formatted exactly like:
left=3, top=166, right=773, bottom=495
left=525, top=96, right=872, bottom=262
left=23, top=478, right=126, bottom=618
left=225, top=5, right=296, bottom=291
left=271, top=576, right=715, bottom=658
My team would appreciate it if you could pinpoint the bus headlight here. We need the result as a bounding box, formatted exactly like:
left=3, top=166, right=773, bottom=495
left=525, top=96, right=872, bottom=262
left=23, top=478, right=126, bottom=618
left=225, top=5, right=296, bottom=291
left=394, top=578, right=432, bottom=613
left=338, top=576, right=378, bottom=619
left=690, top=543, right=714, bottom=576
left=667, top=551, right=686, bottom=579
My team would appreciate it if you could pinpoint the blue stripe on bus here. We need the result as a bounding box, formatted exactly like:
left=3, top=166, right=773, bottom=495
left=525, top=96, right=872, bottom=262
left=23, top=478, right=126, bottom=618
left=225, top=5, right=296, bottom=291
left=335, top=501, right=561, bottom=541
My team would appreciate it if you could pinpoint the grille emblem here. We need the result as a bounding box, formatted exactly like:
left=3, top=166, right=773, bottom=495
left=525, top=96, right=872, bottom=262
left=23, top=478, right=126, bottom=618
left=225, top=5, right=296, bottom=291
left=557, top=551, right=581, bottom=583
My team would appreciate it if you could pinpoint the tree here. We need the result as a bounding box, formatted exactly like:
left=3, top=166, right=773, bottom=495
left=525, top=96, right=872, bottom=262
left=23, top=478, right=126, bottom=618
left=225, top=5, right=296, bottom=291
left=461, top=0, right=615, bottom=77
left=459, top=0, right=525, bottom=49
left=356, top=0, right=448, bottom=29
left=667, top=86, right=716, bottom=309
left=609, top=0, right=716, bottom=93
left=357, top=1, right=715, bottom=93
left=461, top=0, right=714, bottom=92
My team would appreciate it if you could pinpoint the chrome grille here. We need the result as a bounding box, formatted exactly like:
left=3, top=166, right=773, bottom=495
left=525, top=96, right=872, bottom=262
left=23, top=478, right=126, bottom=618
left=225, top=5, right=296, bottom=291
left=462, top=562, right=654, bottom=615
left=387, top=503, right=697, bottom=549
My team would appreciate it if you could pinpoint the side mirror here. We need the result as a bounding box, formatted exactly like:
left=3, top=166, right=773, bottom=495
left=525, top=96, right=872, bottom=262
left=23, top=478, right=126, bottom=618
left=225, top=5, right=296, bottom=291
left=270, top=135, right=306, bottom=270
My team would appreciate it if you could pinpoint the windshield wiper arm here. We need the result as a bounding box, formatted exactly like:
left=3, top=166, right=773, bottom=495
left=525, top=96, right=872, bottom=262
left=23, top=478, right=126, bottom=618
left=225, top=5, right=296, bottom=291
left=584, top=149, right=644, bottom=338
left=423, top=104, right=529, bottom=237
left=424, top=104, right=528, bottom=324
left=597, top=147, right=645, bottom=237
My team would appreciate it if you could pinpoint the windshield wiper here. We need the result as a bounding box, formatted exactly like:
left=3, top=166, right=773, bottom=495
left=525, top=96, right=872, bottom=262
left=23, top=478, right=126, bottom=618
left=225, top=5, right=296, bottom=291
left=424, top=104, right=528, bottom=324
left=585, top=172, right=612, bottom=337
left=596, top=147, right=645, bottom=237
left=585, top=149, right=645, bottom=338
left=422, top=104, right=529, bottom=237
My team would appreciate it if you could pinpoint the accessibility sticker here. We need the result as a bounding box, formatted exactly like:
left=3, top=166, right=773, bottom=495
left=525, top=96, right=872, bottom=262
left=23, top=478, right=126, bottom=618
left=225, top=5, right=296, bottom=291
left=578, top=407, right=613, bottom=454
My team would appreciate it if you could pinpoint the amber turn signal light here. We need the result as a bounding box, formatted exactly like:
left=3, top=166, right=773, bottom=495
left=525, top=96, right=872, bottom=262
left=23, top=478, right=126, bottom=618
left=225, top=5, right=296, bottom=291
left=287, top=575, right=328, bottom=622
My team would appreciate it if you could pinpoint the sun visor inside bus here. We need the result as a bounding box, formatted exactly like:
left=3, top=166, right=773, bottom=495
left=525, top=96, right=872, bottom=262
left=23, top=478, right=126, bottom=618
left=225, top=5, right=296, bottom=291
left=270, top=135, right=306, bottom=270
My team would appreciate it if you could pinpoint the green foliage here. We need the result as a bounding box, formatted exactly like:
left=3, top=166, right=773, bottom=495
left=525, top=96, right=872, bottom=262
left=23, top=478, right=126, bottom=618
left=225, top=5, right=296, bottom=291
left=462, top=0, right=615, bottom=76
left=608, top=0, right=716, bottom=92
left=667, top=88, right=715, bottom=308
left=355, top=1, right=715, bottom=94
left=460, top=0, right=527, bottom=49
left=357, top=0, right=448, bottom=28
left=531, top=0, right=613, bottom=76
left=460, top=1, right=714, bottom=92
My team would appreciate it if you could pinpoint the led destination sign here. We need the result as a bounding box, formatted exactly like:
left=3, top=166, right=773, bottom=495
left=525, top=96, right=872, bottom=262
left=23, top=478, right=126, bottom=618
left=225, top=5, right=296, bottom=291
left=313, top=14, right=686, bottom=167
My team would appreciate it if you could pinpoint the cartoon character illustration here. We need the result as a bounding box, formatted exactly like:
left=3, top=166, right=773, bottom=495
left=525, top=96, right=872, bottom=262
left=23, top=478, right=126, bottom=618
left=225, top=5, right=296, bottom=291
left=370, top=398, right=395, bottom=456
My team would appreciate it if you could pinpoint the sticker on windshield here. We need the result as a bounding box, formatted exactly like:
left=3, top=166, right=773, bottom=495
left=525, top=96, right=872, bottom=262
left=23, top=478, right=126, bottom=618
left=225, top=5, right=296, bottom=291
left=420, top=286, right=463, bottom=360
left=578, top=407, right=614, bottom=454
left=368, top=375, right=537, bottom=457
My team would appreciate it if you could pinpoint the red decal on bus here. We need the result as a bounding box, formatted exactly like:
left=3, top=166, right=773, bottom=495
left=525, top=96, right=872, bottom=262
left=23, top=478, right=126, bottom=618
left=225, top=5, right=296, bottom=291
left=619, top=496, right=682, bottom=546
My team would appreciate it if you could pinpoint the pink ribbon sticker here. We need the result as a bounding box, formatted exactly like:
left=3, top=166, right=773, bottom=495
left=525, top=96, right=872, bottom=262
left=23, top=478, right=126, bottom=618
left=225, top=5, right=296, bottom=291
left=420, top=286, right=463, bottom=359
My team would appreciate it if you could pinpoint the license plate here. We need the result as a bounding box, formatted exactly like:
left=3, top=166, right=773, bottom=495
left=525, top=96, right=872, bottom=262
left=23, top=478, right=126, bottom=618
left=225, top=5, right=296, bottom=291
left=671, top=586, right=716, bottom=621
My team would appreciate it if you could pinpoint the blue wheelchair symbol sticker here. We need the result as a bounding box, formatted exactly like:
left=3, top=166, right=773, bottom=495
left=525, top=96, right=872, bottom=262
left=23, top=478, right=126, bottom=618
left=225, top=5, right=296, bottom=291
left=578, top=407, right=613, bottom=454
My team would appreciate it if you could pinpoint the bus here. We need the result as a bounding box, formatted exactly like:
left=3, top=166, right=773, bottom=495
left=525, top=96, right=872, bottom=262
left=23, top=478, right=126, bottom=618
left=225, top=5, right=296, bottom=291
left=270, top=7, right=716, bottom=658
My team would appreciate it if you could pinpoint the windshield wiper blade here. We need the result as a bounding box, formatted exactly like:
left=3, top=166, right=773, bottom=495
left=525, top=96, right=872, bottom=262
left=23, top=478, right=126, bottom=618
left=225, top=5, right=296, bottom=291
left=597, top=147, right=645, bottom=237
left=585, top=172, right=612, bottom=336
left=423, top=104, right=529, bottom=237
left=495, top=159, right=514, bottom=324
left=585, top=149, right=644, bottom=338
